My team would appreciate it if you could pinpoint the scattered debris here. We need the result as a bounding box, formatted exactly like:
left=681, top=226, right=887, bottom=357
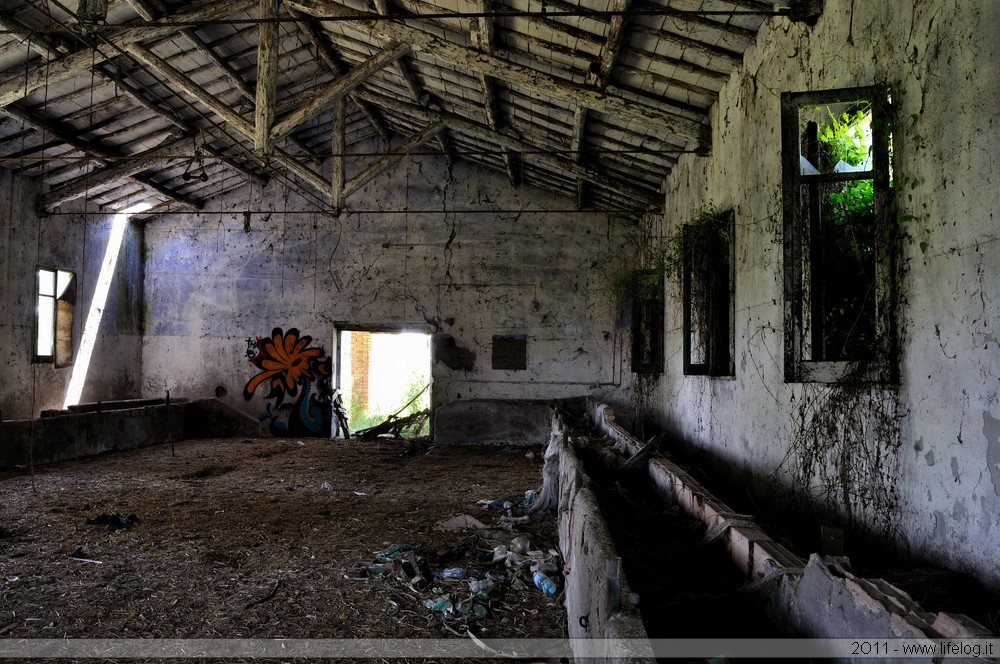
left=66, top=547, right=102, bottom=564
left=85, top=513, right=138, bottom=532
left=434, top=514, right=487, bottom=531
left=345, top=529, right=563, bottom=627
left=243, top=580, right=282, bottom=610
left=354, top=409, right=430, bottom=440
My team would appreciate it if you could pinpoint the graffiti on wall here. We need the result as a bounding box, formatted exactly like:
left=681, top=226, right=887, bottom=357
left=243, top=327, right=332, bottom=436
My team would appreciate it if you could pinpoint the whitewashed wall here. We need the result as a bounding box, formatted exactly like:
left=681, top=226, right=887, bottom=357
left=658, top=0, right=1000, bottom=589
left=141, top=150, right=640, bottom=429
left=0, top=172, right=144, bottom=419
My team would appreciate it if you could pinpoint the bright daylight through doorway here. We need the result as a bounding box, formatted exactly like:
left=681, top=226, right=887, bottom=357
left=338, top=330, right=432, bottom=438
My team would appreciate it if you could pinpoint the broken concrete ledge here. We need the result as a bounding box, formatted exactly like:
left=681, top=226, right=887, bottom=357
left=587, top=399, right=995, bottom=651
left=0, top=398, right=258, bottom=469
left=547, top=412, right=655, bottom=663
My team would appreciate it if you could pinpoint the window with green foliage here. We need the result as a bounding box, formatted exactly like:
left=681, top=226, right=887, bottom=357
left=781, top=86, right=896, bottom=383
left=683, top=210, right=734, bottom=377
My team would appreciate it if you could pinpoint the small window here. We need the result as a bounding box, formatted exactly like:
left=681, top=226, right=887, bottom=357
left=36, top=268, right=76, bottom=367
left=631, top=270, right=664, bottom=374
left=781, top=86, right=895, bottom=383
left=492, top=335, right=527, bottom=370
left=683, top=210, right=735, bottom=377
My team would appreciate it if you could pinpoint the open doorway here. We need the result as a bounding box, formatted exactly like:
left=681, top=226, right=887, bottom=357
left=337, top=328, right=432, bottom=438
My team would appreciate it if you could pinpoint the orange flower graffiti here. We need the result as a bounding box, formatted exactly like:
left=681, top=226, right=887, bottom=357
left=243, top=327, right=327, bottom=404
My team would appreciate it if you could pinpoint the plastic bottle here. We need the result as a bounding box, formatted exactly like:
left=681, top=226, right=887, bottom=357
left=532, top=571, right=557, bottom=596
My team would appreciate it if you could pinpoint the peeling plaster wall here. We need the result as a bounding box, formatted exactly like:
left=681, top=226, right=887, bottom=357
left=0, top=171, right=144, bottom=419
left=657, top=1, right=1000, bottom=589
left=141, top=153, right=636, bottom=430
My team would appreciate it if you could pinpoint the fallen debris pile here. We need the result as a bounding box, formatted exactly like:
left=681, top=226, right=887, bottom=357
left=344, top=516, right=562, bottom=628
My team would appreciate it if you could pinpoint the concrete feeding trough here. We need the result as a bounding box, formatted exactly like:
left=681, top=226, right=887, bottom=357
left=546, top=400, right=995, bottom=661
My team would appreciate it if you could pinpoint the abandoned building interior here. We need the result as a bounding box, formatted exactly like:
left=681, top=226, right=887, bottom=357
left=2, top=0, right=1000, bottom=654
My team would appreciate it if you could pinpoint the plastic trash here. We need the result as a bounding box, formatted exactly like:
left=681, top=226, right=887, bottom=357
left=468, top=578, right=493, bottom=593
left=374, top=544, right=413, bottom=561
left=510, top=535, right=531, bottom=553
left=533, top=571, right=557, bottom=596
left=421, top=597, right=453, bottom=614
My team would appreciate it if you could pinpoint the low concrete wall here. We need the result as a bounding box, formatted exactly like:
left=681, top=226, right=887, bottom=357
left=549, top=413, right=654, bottom=663
left=433, top=399, right=553, bottom=445
left=0, top=398, right=258, bottom=469
left=587, top=399, right=996, bottom=658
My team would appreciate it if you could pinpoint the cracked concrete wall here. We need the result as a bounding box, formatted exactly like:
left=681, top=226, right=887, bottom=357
left=141, top=151, right=636, bottom=429
left=656, top=0, right=1000, bottom=589
left=0, top=171, right=144, bottom=420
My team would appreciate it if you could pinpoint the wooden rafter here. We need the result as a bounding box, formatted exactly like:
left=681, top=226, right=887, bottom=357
left=353, top=89, right=663, bottom=208
left=284, top=0, right=709, bottom=148
left=369, top=0, right=453, bottom=165
left=574, top=0, right=632, bottom=208
left=471, top=0, right=520, bottom=186
left=0, top=0, right=256, bottom=109
left=125, top=43, right=255, bottom=138
left=343, top=120, right=445, bottom=198
left=38, top=134, right=206, bottom=210
left=255, top=0, right=280, bottom=156
left=287, top=8, right=390, bottom=142
left=270, top=41, right=409, bottom=144
left=330, top=96, right=345, bottom=209
left=5, top=102, right=201, bottom=211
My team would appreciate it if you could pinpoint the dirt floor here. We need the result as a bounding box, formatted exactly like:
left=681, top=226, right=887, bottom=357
left=0, top=437, right=566, bottom=662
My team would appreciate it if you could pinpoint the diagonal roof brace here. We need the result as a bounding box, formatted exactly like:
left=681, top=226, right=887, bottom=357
left=0, top=0, right=256, bottom=109
left=284, top=0, right=710, bottom=149
left=270, top=41, right=411, bottom=145
left=38, top=134, right=207, bottom=211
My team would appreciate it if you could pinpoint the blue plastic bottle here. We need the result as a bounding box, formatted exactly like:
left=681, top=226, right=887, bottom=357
left=533, top=571, right=557, bottom=595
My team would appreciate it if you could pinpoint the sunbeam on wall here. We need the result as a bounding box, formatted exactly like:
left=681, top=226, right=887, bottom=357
left=63, top=204, right=149, bottom=408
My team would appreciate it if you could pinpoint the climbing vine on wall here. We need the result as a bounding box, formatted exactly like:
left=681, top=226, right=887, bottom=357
left=780, top=374, right=904, bottom=544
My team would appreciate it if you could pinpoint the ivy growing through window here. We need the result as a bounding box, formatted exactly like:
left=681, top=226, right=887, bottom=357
left=781, top=86, right=896, bottom=383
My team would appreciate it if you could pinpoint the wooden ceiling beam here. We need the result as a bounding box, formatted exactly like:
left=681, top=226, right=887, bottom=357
left=125, top=42, right=329, bottom=200
left=330, top=95, right=345, bottom=210
left=271, top=41, right=409, bottom=144
left=285, top=0, right=709, bottom=148
left=287, top=8, right=391, bottom=142
left=369, top=0, right=454, bottom=166
left=126, top=43, right=255, bottom=138
left=3, top=102, right=203, bottom=211
left=255, top=0, right=280, bottom=156
left=353, top=88, right=662, bottom=208
left=0, top=0, right=255, bottom=109
left=470, top=0, right=520, bottom=186
left=343, top=120, right=444, bottom=199
left=118, top=0, right=165, bottom=21
left=182, top=28, right=255, bottom=104
left=591, top=0, right=632, bottom=88
left=38, top=134, right=205, bottom=210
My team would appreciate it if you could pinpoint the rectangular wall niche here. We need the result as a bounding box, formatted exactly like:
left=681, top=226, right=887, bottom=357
left=492, top=335, right=527, bottom=370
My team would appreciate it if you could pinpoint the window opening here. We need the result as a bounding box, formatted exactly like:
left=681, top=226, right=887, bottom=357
left=492, top=335, right=527, bottom=370
left=683, top=210, right=735, bottom=377
left=338, top=329, right=432, bottom=438
left=631, top=270, right=664, bottom=374
left=36, top=268, right=76, bottom=367
left=781, top=86, right=895, bottom=383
